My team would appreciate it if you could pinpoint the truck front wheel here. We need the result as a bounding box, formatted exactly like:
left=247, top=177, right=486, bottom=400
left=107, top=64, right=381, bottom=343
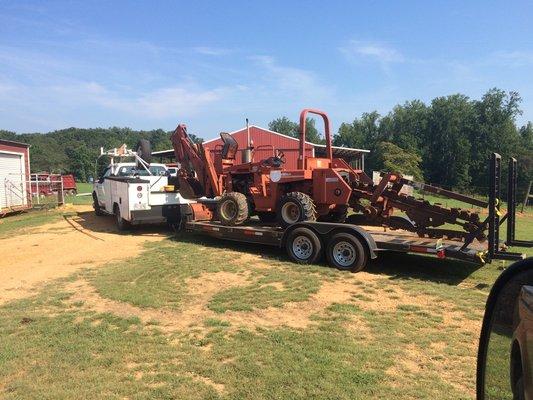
left=93, top=193, right=104, bottom=216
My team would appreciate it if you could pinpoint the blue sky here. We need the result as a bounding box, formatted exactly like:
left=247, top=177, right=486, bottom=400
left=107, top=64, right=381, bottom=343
left=1, top=0, right=532, bottom=140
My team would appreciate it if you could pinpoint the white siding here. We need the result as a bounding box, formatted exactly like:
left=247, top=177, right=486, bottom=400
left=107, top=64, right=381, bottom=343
left=0, top=151, right=27, bottom=209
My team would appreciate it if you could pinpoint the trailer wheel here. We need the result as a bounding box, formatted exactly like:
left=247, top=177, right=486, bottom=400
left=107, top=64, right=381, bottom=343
left=93, top=192, right=104, bottom=216
left=326, top=232, right=368, bottom=272
left=277, top=192, right=317, bottom=228
left=217, top=192, right=249, bottom=226
left=114, top=204, right=130, bottom=231
left=285, top=227, right=322, bottom=264
left=136, top=139, right=152, bottom=165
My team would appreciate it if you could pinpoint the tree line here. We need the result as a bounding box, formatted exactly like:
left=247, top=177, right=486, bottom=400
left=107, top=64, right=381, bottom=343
left=270, top=88, right=532, bottom=196
left=1, top=88, right=531, bottom=197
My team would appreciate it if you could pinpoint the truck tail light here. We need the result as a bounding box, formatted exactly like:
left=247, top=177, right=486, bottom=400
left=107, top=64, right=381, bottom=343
left=137, top=186, right=143, bottom=191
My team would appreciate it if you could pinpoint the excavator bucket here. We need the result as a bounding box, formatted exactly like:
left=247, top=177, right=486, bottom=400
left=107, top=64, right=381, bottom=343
left=177, top=175, right=206, bottom=199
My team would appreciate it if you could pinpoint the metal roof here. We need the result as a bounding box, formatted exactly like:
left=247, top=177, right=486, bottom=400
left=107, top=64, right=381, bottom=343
left=152, top=125, right=369, bottom=159
left=203, top=125, right=370, bottom=153
left=0, top=138, right=31, bottom=148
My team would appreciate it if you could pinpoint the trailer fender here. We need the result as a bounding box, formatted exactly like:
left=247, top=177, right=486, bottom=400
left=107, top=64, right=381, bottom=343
left=281, top=222, right=377, bottom=259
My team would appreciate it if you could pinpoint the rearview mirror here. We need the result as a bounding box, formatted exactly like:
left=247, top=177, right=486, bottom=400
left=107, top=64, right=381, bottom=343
left=477, top=258, right=533, bottom=399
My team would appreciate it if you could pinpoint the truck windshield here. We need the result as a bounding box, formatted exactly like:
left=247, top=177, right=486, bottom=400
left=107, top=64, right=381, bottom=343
left=116, top=165, right=167, bottom=177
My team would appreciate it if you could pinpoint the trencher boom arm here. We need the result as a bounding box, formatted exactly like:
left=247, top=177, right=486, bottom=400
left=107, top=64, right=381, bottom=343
left=170, top=124, right=221, bottom=198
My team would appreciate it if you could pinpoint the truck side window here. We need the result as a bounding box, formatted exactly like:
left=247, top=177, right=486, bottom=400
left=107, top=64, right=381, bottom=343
left=98, top=167, right=111, bottom=183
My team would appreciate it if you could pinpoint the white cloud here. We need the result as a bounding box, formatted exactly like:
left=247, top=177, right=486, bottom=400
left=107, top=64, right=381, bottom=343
left=105, top=85, right=225, bottom=118
left=339, top=40, right=404, bottom=64
left=249, top=55, right=334, bottom=103
left=490, top=50, right=533, bottom=67
left=49, top=81, right=227, bottom=119
left=193, top=46, right=232, bottom=56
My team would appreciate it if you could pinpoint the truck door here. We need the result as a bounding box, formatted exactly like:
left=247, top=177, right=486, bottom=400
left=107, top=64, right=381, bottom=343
left=95, top=167, right=111, bottom=210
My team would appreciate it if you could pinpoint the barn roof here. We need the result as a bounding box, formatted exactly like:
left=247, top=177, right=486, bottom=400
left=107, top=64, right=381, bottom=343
left=152, top=125, right=369, bottom=159
left=0, top=138, right=30, bottom=148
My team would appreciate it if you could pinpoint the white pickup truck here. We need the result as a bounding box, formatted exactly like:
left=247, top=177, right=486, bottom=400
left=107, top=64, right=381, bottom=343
left=92, top=143, right=193, bottom=230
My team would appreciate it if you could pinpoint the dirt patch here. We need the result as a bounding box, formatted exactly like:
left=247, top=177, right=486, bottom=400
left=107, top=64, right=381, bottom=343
left=0, top=205, right=166, bottom=305
left=349, top=276, right=481, bottom=336
left=64, top=272, right=359, bottom=334
left=65, top=271, right=251, bottom=333
left=224, top=279, right=355, bottom=329
left=183, top=372, right=226, bottom=395
left=386, top=342, right=475, bottom=397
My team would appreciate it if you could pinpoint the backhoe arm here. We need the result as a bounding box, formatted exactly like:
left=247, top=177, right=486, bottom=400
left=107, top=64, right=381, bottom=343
left=171, top=124, right=221, bottom=198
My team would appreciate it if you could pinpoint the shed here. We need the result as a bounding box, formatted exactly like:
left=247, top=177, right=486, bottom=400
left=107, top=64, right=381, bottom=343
left=0, top=139, right=31, bottom=214
left=153, top=125, right=369, bottom=170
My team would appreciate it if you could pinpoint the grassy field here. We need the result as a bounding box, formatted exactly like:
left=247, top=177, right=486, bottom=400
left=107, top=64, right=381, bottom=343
left=0, top=187, right=531, bottom=399
left=0, top=204, right=530, bottom=399
left=65, top=182, right=93, bottom=205
left=0, top=181, right=93, bottom=236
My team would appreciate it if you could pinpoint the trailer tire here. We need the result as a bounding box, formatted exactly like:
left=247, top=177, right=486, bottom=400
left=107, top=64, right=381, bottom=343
left=217, top=192, right=249, bottom=226
left=326, top=232, right=368, bottom=272
left=277, top=192, right=317, bottom=228
left=285, top=227, right=322, bottom=264
left=136, top=139, right=152, bottom=165
left=93, top=192, right=104, bottom=216
left=114, top=204, right=130, bottom=231
left=318, top=205, right=348, bottom=223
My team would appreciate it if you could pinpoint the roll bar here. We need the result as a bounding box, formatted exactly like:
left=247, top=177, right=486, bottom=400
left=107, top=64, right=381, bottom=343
left=298, top=109, right=332, bottom=169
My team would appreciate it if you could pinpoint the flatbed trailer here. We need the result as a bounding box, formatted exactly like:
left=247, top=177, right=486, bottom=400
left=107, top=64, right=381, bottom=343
left=183, top=218, right=487, bottom=272
left=175, top=153, right=530, bottom=272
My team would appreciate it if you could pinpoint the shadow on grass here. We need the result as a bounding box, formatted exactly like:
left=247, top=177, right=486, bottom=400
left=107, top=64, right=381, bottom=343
left=71, top=209, right=487, bottom=286
left=73, top=210, right=174, bottom=237
left=366, top=251, right=486, bottom=286
left=170, top=230, right=284, bottom=261
left=172, top=231, right=485, bottom=286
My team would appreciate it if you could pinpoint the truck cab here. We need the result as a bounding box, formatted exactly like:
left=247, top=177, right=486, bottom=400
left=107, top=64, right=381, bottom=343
left=93, top=161, right=193, bottom=229
left=94, top=162, right=169, bottom=205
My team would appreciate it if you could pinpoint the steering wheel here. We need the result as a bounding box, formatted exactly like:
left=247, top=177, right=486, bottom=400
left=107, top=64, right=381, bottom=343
left=275, top=150, right=286, bottom=164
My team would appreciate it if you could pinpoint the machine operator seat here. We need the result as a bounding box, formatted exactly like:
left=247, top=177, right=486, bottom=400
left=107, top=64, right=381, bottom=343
left=219, top=132, right=238, bottom=160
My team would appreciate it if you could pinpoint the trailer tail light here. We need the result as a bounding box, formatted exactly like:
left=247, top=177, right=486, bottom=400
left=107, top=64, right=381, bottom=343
left=137, top=186, right=143, bottom=191
left=437, top=249, right=446, bottom=259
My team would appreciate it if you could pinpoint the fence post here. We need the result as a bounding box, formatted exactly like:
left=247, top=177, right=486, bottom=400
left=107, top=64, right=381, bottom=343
left=58, top=177, right=64, bottom=206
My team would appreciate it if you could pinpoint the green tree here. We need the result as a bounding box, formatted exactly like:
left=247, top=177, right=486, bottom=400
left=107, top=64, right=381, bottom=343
left=188, top=133, right=204, bottom=144
left=268, top=116, right=324, bottom=144
left=424, top=94, right=475, bottom=189
left=516, top=122, right=533, bottom=200
left=379, top=100, right=429, bottom=153
left=333, top=111, right=382, bottom=173
left=65, top=143, right=93, bottom=181
left=469, top=89, right=523, bottom=190
left=374, top=141, right=423, bottom=180
left=268, top=117, right=296, bottom=137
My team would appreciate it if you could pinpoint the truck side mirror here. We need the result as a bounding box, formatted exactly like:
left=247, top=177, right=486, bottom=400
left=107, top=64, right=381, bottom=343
left=477, top=258, right=533, bottom=399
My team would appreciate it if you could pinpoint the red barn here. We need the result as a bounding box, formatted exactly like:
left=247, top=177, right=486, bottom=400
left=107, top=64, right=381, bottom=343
left=154, top=125, right=368, bottom=170
left=0, top=139, right=31, bottom=214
